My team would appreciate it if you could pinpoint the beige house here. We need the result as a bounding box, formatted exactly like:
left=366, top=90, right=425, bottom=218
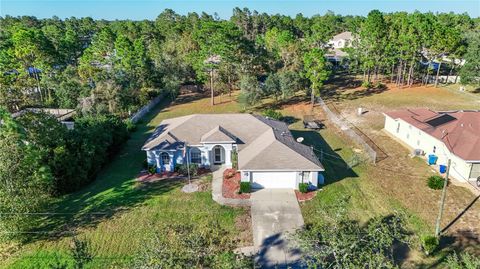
left=326, top=31, right=354, bottom=62
left=142, top=114, right=325, bottom=189
left=384, top=109, right=480, bottom=183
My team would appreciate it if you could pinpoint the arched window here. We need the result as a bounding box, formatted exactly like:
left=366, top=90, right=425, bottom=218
left=190, top=148, right=202, bottom=164
left=161, top=152, right=170, bottom=165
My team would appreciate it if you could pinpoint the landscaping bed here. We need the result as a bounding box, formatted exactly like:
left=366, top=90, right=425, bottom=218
left=223, top=169, right=250, bottom=199
left=136, top=171, right=183, bottom=183
left=295, top=190, right=317, bottom=202
left=137, top=167, right=211, bottom=183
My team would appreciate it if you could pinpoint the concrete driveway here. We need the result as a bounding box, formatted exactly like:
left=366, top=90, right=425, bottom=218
left=251, top=189, right=304, bottom=268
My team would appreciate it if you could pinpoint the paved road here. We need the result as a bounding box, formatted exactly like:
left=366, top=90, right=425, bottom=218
left=251, top=189, right=304, bottom=268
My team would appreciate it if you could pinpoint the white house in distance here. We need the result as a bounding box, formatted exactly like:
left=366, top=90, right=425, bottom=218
left=326, top=31, right=354, bottom=62
left=142, top=114, right=325, bottom=189
left=384, top=108, right=480, bottom=183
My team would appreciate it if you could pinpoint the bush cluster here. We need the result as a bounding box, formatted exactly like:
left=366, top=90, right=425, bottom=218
left=421, top=235, right=439, bottom=256
left=17, top=112, right=130, bottom=194
left=262, top=109, right=283, bottom=120
left=176, top=163, right=198, bottom=177
left=361, top=81, right=373, bottom=88
left=427, top=175, right=445, bottom=190
left=239, top=182, right=251, bottom=193
left=299, top=183, right=309, bottom=193
left=148, top=164, right=157, bottom=175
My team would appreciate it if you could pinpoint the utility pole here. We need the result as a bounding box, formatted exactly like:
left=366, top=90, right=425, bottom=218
left=311, top=70, right=316, bottom=113
left=435, top=158, right=451, bottom=237
left=210, top=68, right=215, bottom=106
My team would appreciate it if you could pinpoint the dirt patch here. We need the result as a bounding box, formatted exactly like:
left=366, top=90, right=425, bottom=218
left=235, top=209, right=253, bottom=247
left=295, top=190, right=317, bottom=202
left=223, top=169, right=250, bottom=199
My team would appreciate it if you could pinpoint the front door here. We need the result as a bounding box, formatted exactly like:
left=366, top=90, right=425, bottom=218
left=214, top=146, right=223, bottom=164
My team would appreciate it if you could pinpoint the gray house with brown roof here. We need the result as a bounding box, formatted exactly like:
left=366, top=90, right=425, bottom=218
left=142, top=114, right=325, bottom=189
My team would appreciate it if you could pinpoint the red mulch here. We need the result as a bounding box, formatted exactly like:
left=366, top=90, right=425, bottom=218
left=223, top=169, right=250, bottom=199
left=197, top=168, right=210, bottom=176
left=295, top=190, right=317, bottom=202
left=137, top=168, right=210, bottom=183
left=136, top=171, right=183, bottom=183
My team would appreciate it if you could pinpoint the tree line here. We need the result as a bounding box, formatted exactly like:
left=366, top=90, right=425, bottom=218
left=351, top=10, right=479, bottom=88
left=1, top=9, right=478, bottom=113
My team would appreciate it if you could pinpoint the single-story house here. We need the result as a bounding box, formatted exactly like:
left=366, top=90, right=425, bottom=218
left=12, top=108, right=75, bottom=129
left=384, top=109, right=480, bottom=182
left=142, top=114, right=325, bottom=189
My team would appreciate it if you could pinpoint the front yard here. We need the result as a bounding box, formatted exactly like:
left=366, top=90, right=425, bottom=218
left=1, top=93, right=250, bottom=268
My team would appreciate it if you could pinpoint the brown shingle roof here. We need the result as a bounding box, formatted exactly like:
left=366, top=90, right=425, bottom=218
left=385, top=109, right=480, bottom=161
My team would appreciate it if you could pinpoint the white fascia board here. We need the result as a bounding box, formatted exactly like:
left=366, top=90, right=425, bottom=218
left=238, top=168, right=325, bottom=172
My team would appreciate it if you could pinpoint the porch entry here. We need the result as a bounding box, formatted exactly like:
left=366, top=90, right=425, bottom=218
left=213, top=145, right=225, bottom=165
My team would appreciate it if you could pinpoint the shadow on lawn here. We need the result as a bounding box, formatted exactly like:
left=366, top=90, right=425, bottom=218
left=28, top=97, right=184, bottom=242
left=321, top=73, right=388, bottom=102
left=290, top=129, right=358, bottom=184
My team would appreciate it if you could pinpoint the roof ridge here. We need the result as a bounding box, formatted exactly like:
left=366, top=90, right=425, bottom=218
left=238, top=129, right=276, bottom=168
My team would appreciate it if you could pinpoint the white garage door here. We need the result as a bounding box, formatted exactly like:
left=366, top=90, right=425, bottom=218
left=251, top=172, right=297, bottom=189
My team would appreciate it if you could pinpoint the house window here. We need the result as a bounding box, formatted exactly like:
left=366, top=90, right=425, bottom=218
left=190, top=148, right=201, bottom=164
left=433, top=146, right=436, bottom=153
left=396, top=122, right=400, bottom=133
left=161, top=152, right=170, bottom=165
left=417, top=140, right=420, bottom=146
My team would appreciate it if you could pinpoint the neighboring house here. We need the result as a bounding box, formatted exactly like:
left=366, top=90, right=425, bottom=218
left=384, top=109, right=480, bottom=183
left=326, top=31, right=354, bottom=63
left=142, top=114, right=325, bottom=189
left=12, top=108, right=76, bottom=129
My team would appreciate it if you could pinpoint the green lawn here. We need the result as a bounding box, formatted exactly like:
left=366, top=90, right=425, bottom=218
left=3, top=88, right=472, bottom=268
left=2, top=93, right=247, bottom=268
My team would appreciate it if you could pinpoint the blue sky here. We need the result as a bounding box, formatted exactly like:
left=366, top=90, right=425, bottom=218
left=1, top=0, right=479, bottom=19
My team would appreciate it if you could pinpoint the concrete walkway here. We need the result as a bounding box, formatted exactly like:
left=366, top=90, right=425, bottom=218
left=251, top=189, right=304, bottom=268
left=211, top=166, right=251, bottom=206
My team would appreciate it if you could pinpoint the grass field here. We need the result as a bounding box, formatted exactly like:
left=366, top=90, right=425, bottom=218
left=1, top=93, right=248, bottom=268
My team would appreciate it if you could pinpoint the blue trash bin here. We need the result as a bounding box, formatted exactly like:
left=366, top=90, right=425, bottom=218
left=428, top=154, right=438, bottom=165
left=439, top=165, right=447, bottom=173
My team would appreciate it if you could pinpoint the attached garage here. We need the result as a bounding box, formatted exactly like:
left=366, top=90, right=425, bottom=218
left=250, top=171, right=297, bottom=189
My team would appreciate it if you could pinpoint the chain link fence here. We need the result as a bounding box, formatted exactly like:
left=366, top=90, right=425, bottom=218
left=317, top=96, right=378, bottom=164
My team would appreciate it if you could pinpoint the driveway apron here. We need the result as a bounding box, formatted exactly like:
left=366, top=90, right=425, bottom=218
left=251, top=189, right=304, bottom=268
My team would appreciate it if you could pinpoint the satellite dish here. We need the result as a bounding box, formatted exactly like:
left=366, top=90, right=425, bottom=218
left=296, top=137, right=304, bottom=143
